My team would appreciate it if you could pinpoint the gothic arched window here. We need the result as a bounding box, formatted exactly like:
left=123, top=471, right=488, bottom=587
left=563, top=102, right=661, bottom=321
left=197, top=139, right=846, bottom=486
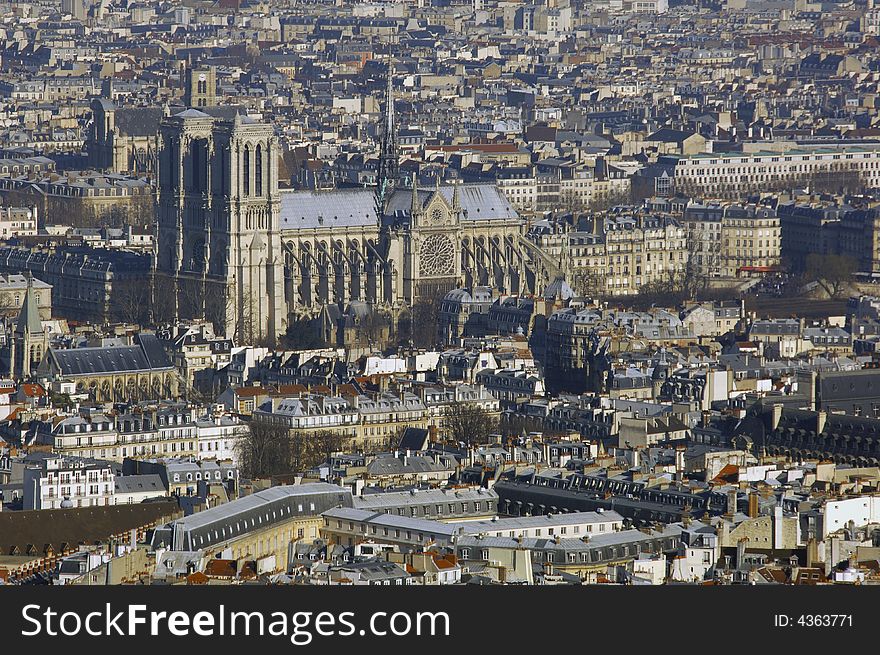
left=170, top=140, right=179, bottom=190
left=255, top=144, right=263, bottom=196
left=192, top=142, right=201, bottom=192
left=243, top=145, right=250, bottom=197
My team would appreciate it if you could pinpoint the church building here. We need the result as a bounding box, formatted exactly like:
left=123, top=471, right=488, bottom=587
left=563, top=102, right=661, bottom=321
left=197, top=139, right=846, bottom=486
left=156, top=67, right=546, bottom=344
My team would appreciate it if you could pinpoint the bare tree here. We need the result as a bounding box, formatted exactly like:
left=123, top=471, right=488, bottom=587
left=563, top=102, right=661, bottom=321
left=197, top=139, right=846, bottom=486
left=358, top=310, right=391, bottom=348
left=499, top=413, right=544, bottom=439
left=559, top=187, right=588, bottom=215
left=636, top=231, right=706, bottom=305
left=282, top=316, right=328, bottom=350
left=112, top=278, right=151, bottom=325
left=807, top=167, right=864, bottom=196
left=404, top=286, right=447, bottom=349
left=587, top=187, right=634, bottom=212
left=0, top=290, right=19, bottom=318
left=442, top=401, right=499, bottom=447
left=236, top=418, right=291, bottom=479
left=312, top=430, right=353, bottom=466
left=569, top=267, right=605, bottom=299
left=204, top=281, right=237, bottom=337
left=176, top=276, right=206, bottom=322
left=151, top=274, right=177, bottom=325
left=289, top=429, right=353, bottom=471
left=804, top=253, right=857, bottom=298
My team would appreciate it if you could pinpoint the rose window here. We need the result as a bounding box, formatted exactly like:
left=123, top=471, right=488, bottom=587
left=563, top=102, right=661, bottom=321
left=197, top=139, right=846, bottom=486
left=419, top=234, right=455, bottom=276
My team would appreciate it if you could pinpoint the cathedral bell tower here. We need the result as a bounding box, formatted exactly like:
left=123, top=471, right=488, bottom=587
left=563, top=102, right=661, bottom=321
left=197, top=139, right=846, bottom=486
left=156, top=109, right=285, bottom=344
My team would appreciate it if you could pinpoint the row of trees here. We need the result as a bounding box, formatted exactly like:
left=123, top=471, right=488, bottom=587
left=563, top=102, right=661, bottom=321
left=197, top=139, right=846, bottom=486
left=113, top=274, right=277, bottom=346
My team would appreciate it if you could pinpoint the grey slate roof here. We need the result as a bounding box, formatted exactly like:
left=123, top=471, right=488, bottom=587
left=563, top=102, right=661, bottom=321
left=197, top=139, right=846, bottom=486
left=49, top=334, right=172, bottom=376
left=279, top=183, right=519, bottom=232
left=280, top=188, right=378, bottom=230
left=385, top=183, right=519, bottom=221
left=457, top=510, right=624, bottom=533
left=323, top=507, right=460, bottom=539
left=352, top=487, right=497, bottom=511
left=114, top=474, right=166, bottom=495
left=153, top=483, right=353, bottom=551
left=114, top=107, right=164, bottom=137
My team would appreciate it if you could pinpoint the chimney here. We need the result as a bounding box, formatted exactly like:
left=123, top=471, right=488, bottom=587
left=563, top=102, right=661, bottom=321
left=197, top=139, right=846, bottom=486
left=748, top=492, right=759, bottom=519
left=725, top=489, right=737, bottom=519
left=816, top=410, right=827, bottom=435
left=771, top=403, right=783, bottom=431
left=675, top=445, right=685, bottom=478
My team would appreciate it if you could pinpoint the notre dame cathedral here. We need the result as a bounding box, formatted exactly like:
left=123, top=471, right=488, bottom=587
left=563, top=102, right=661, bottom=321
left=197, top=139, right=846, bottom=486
left=155, top=70, right=550, bottom=345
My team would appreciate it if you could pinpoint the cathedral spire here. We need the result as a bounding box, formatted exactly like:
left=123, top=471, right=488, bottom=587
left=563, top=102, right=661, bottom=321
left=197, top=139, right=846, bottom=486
left=375, top=60, right=399, bottom=214
left=384, top=65, right=394, bottom=144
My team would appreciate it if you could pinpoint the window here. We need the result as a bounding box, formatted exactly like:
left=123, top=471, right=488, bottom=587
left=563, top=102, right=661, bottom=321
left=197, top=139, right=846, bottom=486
left=243, top=145, right=250, bottom=196
left=255, top=144, right=263, bottom=196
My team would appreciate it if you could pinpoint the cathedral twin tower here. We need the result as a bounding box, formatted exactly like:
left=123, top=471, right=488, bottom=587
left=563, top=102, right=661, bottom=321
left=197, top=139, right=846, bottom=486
left=155, top=109, right=286, bottom=344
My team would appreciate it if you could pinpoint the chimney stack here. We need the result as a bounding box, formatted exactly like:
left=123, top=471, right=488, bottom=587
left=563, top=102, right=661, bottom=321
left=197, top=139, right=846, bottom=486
left=725, top=489, right=738, bottom=519
left=771, top=403, right=783, bottom=431
left=748, top=492, right=759, bottom=519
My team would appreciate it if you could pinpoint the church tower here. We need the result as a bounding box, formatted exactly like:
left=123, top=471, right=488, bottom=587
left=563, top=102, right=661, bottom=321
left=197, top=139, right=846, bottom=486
left=214, top=113, right=285, bottom=345
left=10, top=274, right=47, bottom=379
left=183, top=65, right=217, bottom=109
left=156, top=110, right=285, bottom=344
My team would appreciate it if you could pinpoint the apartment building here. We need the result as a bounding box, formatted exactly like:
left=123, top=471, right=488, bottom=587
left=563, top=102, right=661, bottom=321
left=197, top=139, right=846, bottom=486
left=22, top=453, right=115, bottom=510
left=672, top=145, right=880, bottom=198
left=152, top=483, right=353, bottom=576
left=34, top=405, right=247, bottom=463
left=719, top=204, right=781, bottom=277
left=254, top=390, right=430, bottom=449
left=684, top=202, right=780, bottom=278
left=527, top=214, right=688, bottom=296
left=495, top=167, right=537, bottom=211
left=778, top=201, right=880, bottom=274
left=354, top=391, right=430, bottom=447
left=0, top=206, right=36, bottom=238
left=475, top=368, right=546, bottom=408
left=253, top=393, right=360, bottom=439
left=603, top=215, right=688, bottom=294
